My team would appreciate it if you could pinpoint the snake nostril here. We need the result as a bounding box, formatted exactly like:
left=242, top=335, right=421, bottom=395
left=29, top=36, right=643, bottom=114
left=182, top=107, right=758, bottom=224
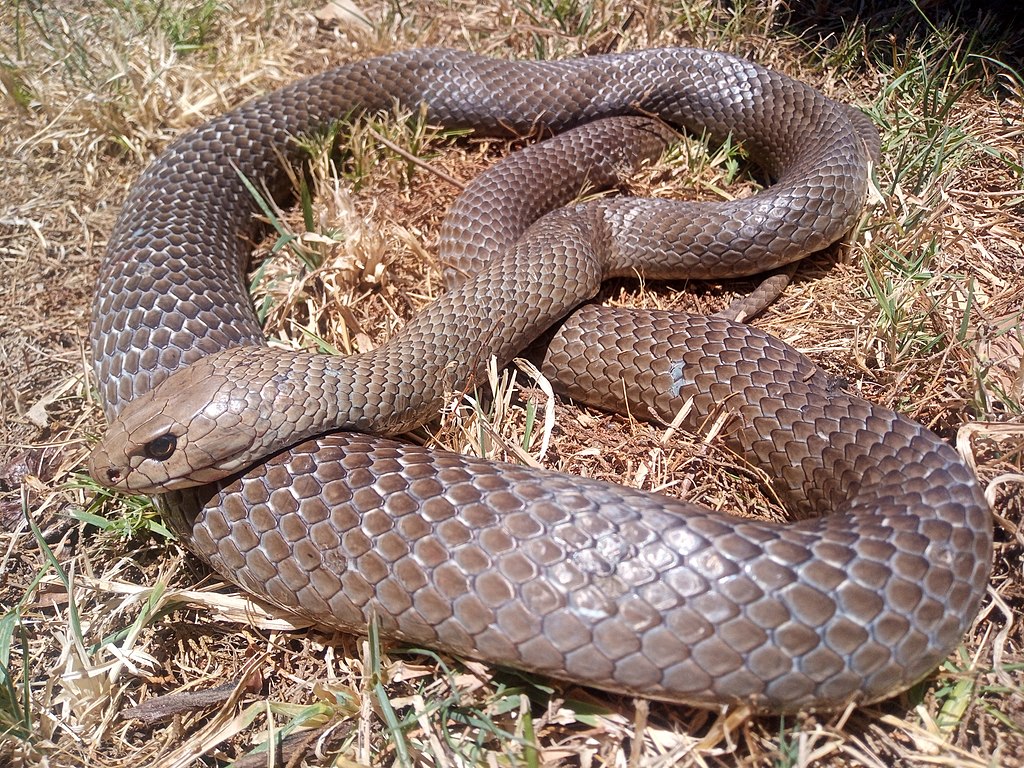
left=106, top=467, right=123, bottom=485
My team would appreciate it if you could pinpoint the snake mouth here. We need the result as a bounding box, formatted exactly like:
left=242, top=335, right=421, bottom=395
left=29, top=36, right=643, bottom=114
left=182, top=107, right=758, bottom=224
left=88, top=440, right=126, bottom=490
left=88, top=453, right=212, bottom=494
left=87, top=433, right=183, bottom=493
left=88, top=450, right=143, bottom=492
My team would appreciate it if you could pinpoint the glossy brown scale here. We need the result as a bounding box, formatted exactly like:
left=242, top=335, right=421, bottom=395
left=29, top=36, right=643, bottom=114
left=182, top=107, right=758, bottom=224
left=88, top=48, right=991, bottom=713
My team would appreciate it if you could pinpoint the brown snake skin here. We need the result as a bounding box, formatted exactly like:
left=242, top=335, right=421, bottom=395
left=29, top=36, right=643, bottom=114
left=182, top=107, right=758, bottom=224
left=88, top=48, right=992, bottom=712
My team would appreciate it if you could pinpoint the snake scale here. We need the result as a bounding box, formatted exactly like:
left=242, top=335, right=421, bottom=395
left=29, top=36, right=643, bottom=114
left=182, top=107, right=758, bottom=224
left=87, top=48, right=992, bottom=713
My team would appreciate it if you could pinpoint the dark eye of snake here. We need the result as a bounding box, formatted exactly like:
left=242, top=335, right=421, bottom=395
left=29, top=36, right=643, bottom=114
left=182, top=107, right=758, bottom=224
left=144, top=434, right=177, bottom=461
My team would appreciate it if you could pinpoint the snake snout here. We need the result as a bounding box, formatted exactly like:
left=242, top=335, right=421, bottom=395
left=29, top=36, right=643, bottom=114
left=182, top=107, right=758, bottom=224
left=87, top=442, right=126, bottom=490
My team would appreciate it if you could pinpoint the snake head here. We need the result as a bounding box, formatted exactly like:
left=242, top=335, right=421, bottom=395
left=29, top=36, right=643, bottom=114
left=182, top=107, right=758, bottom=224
left=89, top=352, right=263, bottom=493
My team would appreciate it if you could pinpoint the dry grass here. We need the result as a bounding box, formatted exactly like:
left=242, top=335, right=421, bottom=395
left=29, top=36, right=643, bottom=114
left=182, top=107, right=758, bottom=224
left=1, top=0, right=1022, bottom=765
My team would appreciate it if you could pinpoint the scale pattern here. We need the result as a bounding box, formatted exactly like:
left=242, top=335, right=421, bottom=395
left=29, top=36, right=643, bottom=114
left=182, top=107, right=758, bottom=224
left=88, top=48, right=991, bottom=712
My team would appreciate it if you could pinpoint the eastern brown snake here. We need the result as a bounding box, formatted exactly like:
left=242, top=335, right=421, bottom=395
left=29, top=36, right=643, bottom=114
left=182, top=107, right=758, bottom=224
left=88, top=48, right=991, bottom=712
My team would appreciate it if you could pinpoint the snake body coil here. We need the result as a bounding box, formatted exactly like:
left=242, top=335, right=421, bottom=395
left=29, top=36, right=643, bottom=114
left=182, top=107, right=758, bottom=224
left=88, top=48, right=992, bottom=712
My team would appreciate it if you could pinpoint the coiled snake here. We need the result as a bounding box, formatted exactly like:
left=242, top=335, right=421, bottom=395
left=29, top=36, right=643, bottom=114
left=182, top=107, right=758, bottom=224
left=87, top=48, right=991, bottom=713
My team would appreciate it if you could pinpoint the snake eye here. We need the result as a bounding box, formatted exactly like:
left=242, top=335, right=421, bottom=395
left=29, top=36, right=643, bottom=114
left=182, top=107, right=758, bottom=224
left=144, top=434, right=178, bottom=461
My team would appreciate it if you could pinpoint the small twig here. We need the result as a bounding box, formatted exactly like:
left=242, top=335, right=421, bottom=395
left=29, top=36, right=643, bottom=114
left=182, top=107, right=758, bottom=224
left=367, top=126, right=466, bottom=190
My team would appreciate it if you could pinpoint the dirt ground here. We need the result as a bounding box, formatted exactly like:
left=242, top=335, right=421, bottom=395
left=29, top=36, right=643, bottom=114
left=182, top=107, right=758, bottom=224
left=2, top=0, right=1023, bottom=766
